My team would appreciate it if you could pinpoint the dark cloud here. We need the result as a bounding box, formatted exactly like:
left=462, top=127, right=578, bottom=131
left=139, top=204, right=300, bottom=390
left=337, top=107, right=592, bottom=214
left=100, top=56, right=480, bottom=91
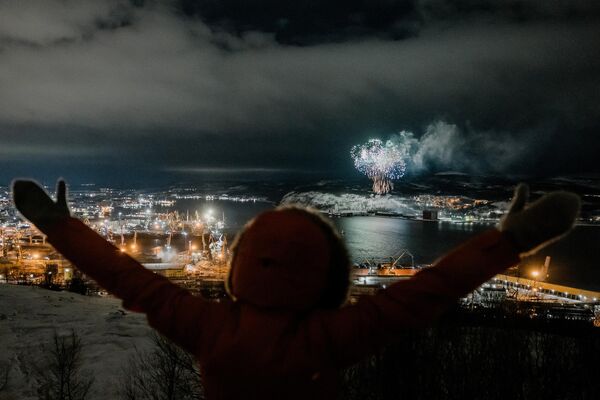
left=0, top=0, right=599, bottom=183
left=0, top=0, right=138, bottom=48
left=178, top=0, right=600, bottom=44
left=418, top=0, right=600, bottom=22
left=179, top=0, right=419, bottom=45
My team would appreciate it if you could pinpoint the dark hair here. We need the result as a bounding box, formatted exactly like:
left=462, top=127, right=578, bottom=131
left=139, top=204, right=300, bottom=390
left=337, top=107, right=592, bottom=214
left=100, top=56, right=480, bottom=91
left=226, top=205, right=351, bottom=309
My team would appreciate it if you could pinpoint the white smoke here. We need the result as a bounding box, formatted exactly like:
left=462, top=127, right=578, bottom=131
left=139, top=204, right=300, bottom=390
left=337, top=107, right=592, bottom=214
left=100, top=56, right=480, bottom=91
left=390, top=121, right=525, bottom=175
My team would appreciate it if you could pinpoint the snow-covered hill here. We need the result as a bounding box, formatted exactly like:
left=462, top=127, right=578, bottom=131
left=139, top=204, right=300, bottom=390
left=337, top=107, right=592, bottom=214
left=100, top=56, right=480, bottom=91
left=0, top=285, right=153, bottom=399
left=281, top=191, right=418, bottom=215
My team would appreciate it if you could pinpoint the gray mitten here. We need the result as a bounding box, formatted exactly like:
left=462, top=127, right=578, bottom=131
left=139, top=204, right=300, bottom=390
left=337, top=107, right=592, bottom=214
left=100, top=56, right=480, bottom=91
left=499, top=183, right=580, bottom=256
left=12, top=180, right=71, bottom=232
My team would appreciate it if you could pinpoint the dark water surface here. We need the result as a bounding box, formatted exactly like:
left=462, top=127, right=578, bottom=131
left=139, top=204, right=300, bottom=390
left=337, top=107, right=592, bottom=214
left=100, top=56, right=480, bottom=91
left=335, top=217, right=600, bottom=292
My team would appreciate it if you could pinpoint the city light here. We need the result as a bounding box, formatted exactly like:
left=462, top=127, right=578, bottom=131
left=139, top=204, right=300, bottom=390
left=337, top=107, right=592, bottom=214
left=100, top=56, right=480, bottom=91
left=531, top=270, right=539, bottom=278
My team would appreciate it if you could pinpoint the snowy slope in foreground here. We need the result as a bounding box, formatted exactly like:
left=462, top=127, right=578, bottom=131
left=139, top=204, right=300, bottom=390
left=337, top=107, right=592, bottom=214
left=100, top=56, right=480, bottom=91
left=0, top=285, right=153, bottom=399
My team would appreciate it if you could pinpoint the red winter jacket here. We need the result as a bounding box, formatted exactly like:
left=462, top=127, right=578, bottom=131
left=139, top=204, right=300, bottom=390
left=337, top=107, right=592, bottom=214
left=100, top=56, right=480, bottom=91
left=43, top=217, right=519, bottom=400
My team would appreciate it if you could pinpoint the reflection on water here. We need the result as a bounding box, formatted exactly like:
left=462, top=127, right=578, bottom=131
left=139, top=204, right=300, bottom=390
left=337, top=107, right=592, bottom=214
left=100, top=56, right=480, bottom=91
left=335, top=217, right=600, bottom=292
left=334, top=217, right=490, bottom=264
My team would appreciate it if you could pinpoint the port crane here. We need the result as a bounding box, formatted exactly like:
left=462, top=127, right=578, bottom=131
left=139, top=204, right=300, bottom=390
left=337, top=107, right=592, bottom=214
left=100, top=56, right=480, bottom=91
left=356, top=249, right=415, bottom=274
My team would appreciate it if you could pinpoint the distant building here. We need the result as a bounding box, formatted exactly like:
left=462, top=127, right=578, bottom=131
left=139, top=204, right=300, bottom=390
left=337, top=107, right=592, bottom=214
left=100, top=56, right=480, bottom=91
left=423, top=210, right=439, bottom=221
left=143, top=262, right=185, bottom=279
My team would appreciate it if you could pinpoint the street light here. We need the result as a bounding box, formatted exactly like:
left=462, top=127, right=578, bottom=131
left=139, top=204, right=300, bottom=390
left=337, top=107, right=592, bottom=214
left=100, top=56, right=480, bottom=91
left=531, top=270, right=539, bottom=278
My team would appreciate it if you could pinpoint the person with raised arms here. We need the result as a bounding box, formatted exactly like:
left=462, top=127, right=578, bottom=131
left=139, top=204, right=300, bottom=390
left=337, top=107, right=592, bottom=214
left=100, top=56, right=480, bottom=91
left=12, top=180, right=579, bottom=400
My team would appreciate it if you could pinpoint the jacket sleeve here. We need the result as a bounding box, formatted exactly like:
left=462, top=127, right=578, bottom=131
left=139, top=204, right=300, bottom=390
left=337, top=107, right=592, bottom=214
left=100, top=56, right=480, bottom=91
left=313, top=229, right=520, bottom=368
left=41, top=217, right=215, bottom=355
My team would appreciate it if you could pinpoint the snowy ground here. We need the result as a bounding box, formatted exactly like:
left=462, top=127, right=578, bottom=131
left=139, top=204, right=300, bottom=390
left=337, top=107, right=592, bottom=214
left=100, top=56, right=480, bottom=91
left=0, top=284, right=154, bottom=399
left=281, top=191, right=418, bottom=214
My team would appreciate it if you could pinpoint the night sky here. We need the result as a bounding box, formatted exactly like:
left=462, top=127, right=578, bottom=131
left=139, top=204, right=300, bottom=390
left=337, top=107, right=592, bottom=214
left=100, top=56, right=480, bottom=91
left=1, top=0, right=599, bottom=185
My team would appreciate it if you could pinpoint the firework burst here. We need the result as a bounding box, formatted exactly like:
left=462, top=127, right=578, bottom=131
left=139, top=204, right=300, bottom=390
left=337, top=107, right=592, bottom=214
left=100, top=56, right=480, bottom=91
left=351, top=139, right=407, bottom=194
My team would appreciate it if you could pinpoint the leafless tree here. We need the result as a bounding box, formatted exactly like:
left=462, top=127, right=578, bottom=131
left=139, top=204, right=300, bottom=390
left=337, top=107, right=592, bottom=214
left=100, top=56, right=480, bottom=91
left=0, top=360, right=10, bottom=393
left=35, top=330, right=94, bottom=400
left=120, top=333, right=204, bottom=400
left=342, top=322, right=600, bottom=400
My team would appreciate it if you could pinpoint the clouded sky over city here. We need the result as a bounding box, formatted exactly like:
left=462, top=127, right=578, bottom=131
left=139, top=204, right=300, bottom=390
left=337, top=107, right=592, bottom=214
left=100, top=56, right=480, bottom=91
left=1, top=0, right=599, bottom=184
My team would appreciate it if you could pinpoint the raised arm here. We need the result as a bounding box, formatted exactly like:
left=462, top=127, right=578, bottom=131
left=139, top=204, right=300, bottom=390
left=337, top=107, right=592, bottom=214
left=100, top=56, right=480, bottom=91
left=314, top=184, right=580, bottom=367
left=12, top=180, right=214, bottom=355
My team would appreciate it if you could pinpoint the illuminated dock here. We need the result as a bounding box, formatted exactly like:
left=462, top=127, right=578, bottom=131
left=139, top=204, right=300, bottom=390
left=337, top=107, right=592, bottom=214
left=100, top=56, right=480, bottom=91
left=351, top=268, right=600, bottom=305
left=491, top=274, right=600, bottom=303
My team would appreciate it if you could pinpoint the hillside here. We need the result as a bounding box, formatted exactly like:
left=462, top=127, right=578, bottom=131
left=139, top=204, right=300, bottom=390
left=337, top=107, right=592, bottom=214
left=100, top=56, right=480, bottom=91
left=0, top=285, right=153, bottom=399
